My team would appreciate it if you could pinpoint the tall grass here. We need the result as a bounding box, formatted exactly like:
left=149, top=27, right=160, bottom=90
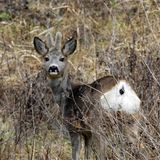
left=0, top=0, right=160, bottom=159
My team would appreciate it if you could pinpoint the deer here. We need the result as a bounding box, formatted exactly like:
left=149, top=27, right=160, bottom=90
left=33, top=31, right=141, bottom=160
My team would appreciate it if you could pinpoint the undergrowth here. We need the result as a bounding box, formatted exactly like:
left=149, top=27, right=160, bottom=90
left=0, top=0, right=160, bottom=160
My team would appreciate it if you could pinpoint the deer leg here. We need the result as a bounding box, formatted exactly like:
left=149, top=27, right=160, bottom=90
left=93, top=134, right=105, bottom=160
left=69, top=132, right=81, bottom=160
left=84, top=133, right=92, bottom=160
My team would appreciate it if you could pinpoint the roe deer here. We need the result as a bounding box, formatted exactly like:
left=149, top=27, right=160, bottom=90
left=33, top=31, right=141, bottom=160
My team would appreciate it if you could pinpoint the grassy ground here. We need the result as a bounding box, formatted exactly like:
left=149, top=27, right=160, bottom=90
left=0, top=0, right=160, bottom=159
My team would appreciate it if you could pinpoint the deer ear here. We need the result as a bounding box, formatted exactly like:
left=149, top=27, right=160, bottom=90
left=62, top=33, right=77, bottom=56
left=33, top=37, right=48, bottom=56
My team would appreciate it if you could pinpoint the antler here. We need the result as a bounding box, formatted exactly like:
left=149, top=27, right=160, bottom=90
left=46, top=32, right=54, bottom=48
left=55, top=32, right=62, bottom=50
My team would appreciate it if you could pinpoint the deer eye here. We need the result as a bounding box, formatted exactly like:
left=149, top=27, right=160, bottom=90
left=59, top=57, right=65, bottom=62
left=44, top=57, right=49, bottom=62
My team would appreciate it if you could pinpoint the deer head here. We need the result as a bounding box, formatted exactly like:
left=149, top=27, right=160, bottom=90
left=33, top=32, right=77, bottom=79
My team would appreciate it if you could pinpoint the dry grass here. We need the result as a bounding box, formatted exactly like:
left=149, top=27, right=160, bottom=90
left=0, top=0, right=160, bottom=160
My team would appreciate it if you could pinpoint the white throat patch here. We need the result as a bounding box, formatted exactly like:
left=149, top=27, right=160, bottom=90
left=100, top=80, right=141, bottom=114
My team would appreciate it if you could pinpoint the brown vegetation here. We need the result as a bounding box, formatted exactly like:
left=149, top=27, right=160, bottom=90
left=0, top=0, right=160, bottom=159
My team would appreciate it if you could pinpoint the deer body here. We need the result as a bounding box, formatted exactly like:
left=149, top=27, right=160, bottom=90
left=33, top=31, right=141, bottom=160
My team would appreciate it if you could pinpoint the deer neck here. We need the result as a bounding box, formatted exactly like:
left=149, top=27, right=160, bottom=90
left=48, top=72, right=71, bottom=108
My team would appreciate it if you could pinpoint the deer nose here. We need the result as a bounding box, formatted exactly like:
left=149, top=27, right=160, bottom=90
left=48, top=66, right=59, bottom=73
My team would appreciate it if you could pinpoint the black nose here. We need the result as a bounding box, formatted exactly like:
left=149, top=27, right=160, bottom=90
left=48, top=66, right=59, bottom=73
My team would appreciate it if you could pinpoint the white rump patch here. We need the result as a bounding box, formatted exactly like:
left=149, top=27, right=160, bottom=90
left=100, top=80, right=141, bottom=114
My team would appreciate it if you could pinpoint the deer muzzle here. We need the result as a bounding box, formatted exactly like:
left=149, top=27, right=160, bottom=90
left=48, top=65, right=59, bottom=75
